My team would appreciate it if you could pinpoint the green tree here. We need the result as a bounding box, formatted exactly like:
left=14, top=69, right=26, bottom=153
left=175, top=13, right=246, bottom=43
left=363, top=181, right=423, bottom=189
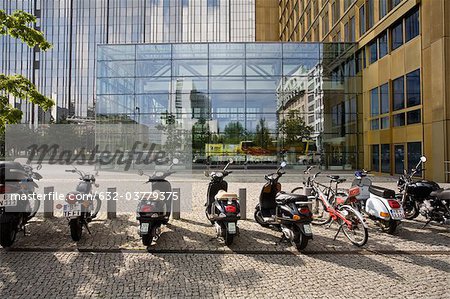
left=253, top=118, right=272, bottom=149
left=0, top=10, right=54, bottom=133
left=223, top=121, right=244, bottom=144
left=280, top=110, right=313, bottom=147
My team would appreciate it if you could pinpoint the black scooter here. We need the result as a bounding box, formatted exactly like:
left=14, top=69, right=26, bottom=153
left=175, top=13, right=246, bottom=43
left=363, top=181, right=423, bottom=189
left=137, top=159, right=178, bottom=246
left=64, top=167, right=101, bottom=241
left=0, top=162, right=42, bottom=248
left=254, top=161, right=313, bottom=251
left=205, top=159, right=240, bottom=245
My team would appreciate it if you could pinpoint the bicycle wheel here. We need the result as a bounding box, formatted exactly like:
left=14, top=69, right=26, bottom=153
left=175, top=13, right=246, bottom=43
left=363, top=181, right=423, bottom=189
left=311, top=197, right=331, bottom=225
left=340, top=206, right=368, bottom=247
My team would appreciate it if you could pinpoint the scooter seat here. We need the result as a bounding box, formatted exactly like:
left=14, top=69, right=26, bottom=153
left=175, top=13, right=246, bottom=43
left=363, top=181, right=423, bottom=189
left=369, top=185, right=395, bottom=199
left=276, top=192, right=309, bottom=204
left=214, top=190, right=238, bottom=200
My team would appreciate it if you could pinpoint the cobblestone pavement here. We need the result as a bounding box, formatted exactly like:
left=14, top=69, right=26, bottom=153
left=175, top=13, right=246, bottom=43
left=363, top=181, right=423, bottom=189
left=0, top=251, right=449, bottom=298
left=1, top=170, right=449, bottom=298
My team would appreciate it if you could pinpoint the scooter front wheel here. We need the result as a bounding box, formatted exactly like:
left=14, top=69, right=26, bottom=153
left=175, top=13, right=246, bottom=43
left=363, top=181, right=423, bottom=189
left=69, top=219, right=83, bottom=241
left=0, top=223, right=17, bottom=248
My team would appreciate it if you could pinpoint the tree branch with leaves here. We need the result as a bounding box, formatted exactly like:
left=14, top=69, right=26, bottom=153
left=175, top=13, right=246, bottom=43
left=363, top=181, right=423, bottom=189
left=0, top=9, right=54, bottom=133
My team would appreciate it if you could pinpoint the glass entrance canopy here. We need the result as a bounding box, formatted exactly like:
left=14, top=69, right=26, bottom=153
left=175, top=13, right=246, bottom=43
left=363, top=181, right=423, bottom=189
left=96, top=42, right=361, bottom=169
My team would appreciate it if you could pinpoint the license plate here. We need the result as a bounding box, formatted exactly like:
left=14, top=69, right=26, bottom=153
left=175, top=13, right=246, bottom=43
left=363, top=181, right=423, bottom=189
left=390, top=209, right=404, bottom=220
left=227, top=222, right=237, bottom=234
left=140, top=223, right=149, bottom=234
left=303, top=224, right=312, bottom=235
left=0, top=194, right=17, bottom=207
left=63, top=203, right=81, bottom=217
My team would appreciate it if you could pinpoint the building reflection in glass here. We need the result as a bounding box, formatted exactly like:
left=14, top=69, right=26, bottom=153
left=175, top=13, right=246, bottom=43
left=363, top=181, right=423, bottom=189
left=96, top=43, right=362, bottom=169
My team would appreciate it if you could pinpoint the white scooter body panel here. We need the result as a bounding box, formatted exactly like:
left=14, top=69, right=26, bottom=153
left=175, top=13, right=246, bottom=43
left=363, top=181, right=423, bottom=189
left=365, top=194, right=405, bottom=221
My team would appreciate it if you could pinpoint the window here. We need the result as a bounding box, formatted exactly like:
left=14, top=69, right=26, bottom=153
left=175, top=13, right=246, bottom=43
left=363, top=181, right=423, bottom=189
left=356, top=50, right=365, bottom=72
left=359, top=5, right=366, bottom=36
left=407, top=142, right=422, bottom=173
left=391, top=21, right=403, bottom=50
left=394, top=145, right=405, bottom=174
left=372, top=144, right=380, bottom=172
left=381, top=116, right=390, bottom=129
left=323, top=11, right=329, bottom=35
left=349, top=16, right=355, bottom=41
left=378, top=31, right=388, bottom=58
left=344, top=22, right=349, bottom=41
left=380, top=0, right=388, bottom=19
left=391, top=0, right=402, bottom=9
left=407, top=109, right=421, bottom=124
left=371, top=119, right=379, bottom=130
left=406, top=69, right=420, bottom=107
left=393, top=113, right=405, bottom=127
left=370, top=87, right=379, bottom=116
left=369, top=40, right=378, bottom=64
left=367, top=0, right=374, bottom=29
left=381, top=144, right=390, bottom=173
left=380, top=83, right=389, bottom=113
left=392, top=76, right=404, bottom=111
left=405, top=7, right=419, bottom=42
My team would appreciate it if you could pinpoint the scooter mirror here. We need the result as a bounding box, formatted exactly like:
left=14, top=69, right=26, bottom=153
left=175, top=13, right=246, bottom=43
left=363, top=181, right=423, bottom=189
left=280, top=161, right=287, bottom=168
left=36, top=164, right=42, bottom=171
left=228, top=158, right=234, bottom=164
left=420, top=156, right=427, bottom=163
left=204, top=170, right=210, bottom=177
left=173, top=158, right=179, bottom=165
left=138, top=169, right=144, bottom=176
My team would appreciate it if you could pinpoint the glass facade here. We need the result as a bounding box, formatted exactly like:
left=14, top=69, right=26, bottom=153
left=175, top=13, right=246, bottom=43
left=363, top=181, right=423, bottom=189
left=1, top=0, right=256, bottom=123
left=97, top=42, right=362, bottom=169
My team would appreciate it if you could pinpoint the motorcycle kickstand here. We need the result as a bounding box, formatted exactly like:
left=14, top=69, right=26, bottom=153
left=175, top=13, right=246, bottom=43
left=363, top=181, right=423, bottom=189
left=333, top=224, right=344, bottom=240
left=422, top=219, right=431, bottom=229
left=276, top=234, right=289, bottom=245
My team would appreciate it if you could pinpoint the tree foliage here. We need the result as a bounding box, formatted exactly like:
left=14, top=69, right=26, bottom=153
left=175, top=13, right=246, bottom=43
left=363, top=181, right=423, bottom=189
left=0, top=9, right=54, bottom=133
left=253, top=118, right=272, bottom=149
left=223, top=122, right=245, bottom=144
left=279, top=110, right=313, bottom=147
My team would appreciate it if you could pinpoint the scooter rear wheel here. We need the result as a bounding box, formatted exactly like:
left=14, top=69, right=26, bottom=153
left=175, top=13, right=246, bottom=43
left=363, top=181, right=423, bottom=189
left=69, top=219, right=83, bottom=241
left=293, top=229, right=309, bottom=251
left=0, top=223, right=17, bottom=248
left=224, top=232, right=234, bottom=246
left=254, top=209, right=270, bottom=228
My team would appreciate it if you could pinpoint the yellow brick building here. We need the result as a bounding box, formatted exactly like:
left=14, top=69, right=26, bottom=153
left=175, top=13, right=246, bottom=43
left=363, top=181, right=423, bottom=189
left=278, top=0, right=450, bottom=181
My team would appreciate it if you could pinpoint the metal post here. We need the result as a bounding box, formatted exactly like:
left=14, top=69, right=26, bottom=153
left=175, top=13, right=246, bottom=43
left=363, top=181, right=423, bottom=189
left=172, top=187, right=181, bottom=220
left=43, top=186, right=54, bottom=218
left=239, top=188, right=246, bottom=220
left=107, top=187, right=116, bottom=219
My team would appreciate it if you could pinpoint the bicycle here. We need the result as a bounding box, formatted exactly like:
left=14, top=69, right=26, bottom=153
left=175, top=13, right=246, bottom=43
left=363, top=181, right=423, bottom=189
left=292, top=167, right=368, bottom=247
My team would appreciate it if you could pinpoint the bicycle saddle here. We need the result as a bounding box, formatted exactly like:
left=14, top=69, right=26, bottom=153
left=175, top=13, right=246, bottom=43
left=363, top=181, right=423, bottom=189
left=328, top=175, right=346, bottom=183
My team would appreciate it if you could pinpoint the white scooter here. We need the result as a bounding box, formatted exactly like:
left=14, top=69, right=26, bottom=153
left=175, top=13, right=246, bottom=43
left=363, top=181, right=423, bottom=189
left=352, top=171, right=404, bottom=234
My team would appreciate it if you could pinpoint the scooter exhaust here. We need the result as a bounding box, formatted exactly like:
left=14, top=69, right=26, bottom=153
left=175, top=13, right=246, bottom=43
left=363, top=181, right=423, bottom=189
left=214, top=222, right=222, bottom=238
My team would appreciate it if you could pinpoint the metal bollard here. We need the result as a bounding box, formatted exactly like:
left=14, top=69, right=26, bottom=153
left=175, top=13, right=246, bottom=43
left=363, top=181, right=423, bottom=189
left=107, top=187, right=117, bottom=219
left=239, top=188, right=247, bottom=220
left=172, top=188, right=181, bottom=220
left=44, top=186, right=54, bottom=218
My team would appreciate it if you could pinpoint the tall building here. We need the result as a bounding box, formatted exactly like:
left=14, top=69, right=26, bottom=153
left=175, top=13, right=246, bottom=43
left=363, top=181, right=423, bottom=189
left=1, top=0, right=278, bottom=123
left=279, top=0, right=450, bottom=181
